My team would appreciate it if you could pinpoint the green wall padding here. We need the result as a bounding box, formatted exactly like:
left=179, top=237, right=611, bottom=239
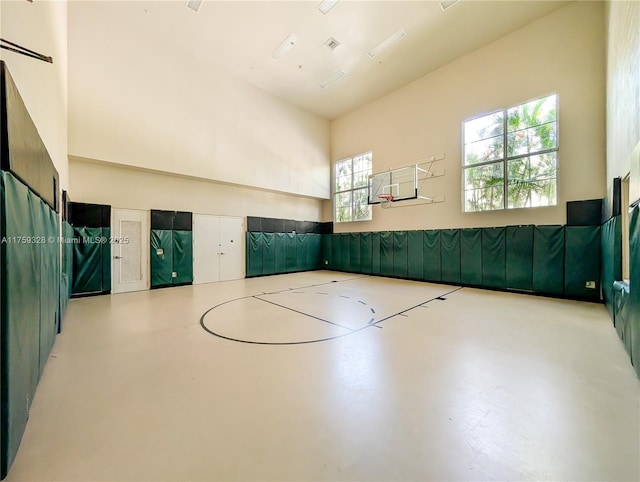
left=349, top=232, right=361, bottom=273
left=460, top=228, right=482, bottom=286
left=274, top=233, right=287, bottom=273
left=441, top=229, right=461, bottom=284
left=338, top=233, right=350, bottom=272
left=296, top=234, right=307, bottom=271
left=627, top=205, right=640, bottom=375
left=1, top=172, right=60, bottom=477
left=564, top=226, right=600, bottom=299
left=308, top=234, right=322, bottom=270
left=172, top=229, right=194, bottom=284
left=72, top=226, right=105, bottom=294
left=360, top=232, right=372, bottom=274
left=331, top=234, right=340, bottom=271
left=423, top=230, right=441, bottom=282
left=60, top=221, right=74, bottom=322
left=246, top=232, right=263, bottom=277
left=321, top=234, right=332, bottom=269
left=371, top=232, right=381, bottom=275
left=482, top=227, right=506, bottom=289
left=601, top=216, right=622, bottom=317
left=150, top=229, right=173, bottom=287
left=407, top=231, right=424, bottom=280
left=533, top=226, right=565, bottom=295
left=101, top=227, right=111, bottom=291
left=285, top=233, right=297, bottom=272
left=263, top=233, right=276, bottom=275
left=393, top=231, right=408, bottom=279
left=380, top=231, right=394, bottom=277
left=613, top=281, right=631, bottom=352
left=506, top=225, right=534, bottom=291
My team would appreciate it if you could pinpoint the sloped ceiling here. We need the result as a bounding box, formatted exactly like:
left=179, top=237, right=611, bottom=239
left=69, top=0, right=571, bottom=120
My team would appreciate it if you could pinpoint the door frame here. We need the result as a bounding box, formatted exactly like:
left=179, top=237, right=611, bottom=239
left=111, top=208, right=150, bottom=294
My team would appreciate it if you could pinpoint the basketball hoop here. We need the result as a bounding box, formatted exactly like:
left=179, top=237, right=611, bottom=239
left=377, top=193, right=394, bottom=209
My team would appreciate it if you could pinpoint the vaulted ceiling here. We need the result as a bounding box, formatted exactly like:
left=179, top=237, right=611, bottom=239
left=69, top=0, right=571, bottom=120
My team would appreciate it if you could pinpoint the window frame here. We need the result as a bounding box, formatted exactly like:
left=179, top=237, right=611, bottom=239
left=333, top=151, right=373, bottom=223
left=462, top=94, right=559, bottom=212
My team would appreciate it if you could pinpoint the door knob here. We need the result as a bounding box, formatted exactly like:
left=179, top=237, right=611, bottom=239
left=114, top=256, right=122, bottom=259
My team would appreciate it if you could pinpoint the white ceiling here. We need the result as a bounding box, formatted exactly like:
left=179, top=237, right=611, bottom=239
left=70, top=0, right=571, bottom=120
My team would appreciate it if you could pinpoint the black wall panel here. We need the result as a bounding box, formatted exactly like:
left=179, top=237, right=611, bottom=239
left=567, top=199, right=603, bottom=226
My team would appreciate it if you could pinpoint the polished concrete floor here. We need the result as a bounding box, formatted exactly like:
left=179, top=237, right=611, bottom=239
left=6, top=271, right=640, bottom=481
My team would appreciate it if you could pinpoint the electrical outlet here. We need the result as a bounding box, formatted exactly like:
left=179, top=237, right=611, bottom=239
left=585, top=281, right=596, bottom=289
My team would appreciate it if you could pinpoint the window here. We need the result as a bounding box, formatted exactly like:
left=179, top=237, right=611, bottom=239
left=463, top=94, right=558, bottom=212
left=334, top=152, right=372, bottom=223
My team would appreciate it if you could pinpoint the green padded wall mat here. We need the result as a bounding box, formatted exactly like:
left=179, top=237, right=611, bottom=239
left=360, top=232, right=372, bottom=274
left=423, top=230, right=442, bottom=282
left=380, top=232, right=394, bottom=277
left=150, top=229, right=173, bottom=287
left=296, top=234, right=307, bottom=271
left=460, top=229, right=482, bottom=286
left=330, top=234, right=340, bottom=271
left=407, top=231, right=424, bottom=280
left=339, top=234, right=350, bottom=272
left=440, top=229, right=461, bottom=284
left=72, top=226, right=105, bottom=294
left=274, top=233, right=287, bottom=273
left=371, top=232, right=381, bottom=275
left=601, top=216, right=622, bottom=317
left=246, top=232, right=263, bottom=277
left=393, top=231, right=408, bottom=279
left=533, top=226, right=564, bottom=295
left=60, top=221, right=74, bottom=322
left=172, top=230, right=193, bottom=284
left=628, top=205, right=640, bottom=375
left=263, top=233, right=276, bottom=275
left=321, top=234, right=332, bottom=269
left=564, top=226, right=600, bottom=299
left=482, top=227, right=506, bottom=289
left=308, top=234, right=322, bottom=270
left=101, top=227, right=111, bottom=292
left=506, top=225, right=534, bottom=291
left=349, top=232, right=361, bottom=273
left=1, top=172, right=60, bottom=478
left=285, top=233, right=297, bottom=272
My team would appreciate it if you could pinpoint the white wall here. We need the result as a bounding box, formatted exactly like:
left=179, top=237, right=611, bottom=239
left=67, top=1, right=330, bottom=201
left=0, top=0, right=68, bottom=189
left=605, top=1, right=640, bottom=211
left=69, top=157, right=324, bottom=222
left=330, top=1, right=606, bottom=232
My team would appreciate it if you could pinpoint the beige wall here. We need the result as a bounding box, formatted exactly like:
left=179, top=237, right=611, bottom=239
left=67, top=1, right=330, bottom=201
left=330, top=1, right=606, bottom=232
left=69, top=158, right=324, bottom=222
left=0, top=0, right=68, bottom=189
left=605, top=1, right=640, bottom=212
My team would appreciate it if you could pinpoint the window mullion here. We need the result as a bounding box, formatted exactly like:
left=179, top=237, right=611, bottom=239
left=503, top=109, right=508, bottom=210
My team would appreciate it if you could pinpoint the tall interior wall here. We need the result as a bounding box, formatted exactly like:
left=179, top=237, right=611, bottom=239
left=604, top=1, right=640, bottom=376
left=329, top=1, right=606, bottom=232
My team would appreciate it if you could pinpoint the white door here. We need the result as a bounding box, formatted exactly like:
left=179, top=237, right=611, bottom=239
left=219, top=216, right=244, bottom=281
left=112, top=209, right=149, bottom=293
left=193, top=214, right=221, bottom=284
left=192, top=215, right=244, bottom=284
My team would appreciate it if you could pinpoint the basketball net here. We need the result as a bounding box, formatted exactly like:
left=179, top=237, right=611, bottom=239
left=378, top=193, right=394, bottom=209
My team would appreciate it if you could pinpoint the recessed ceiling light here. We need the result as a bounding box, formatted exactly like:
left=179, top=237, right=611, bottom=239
left=440, top=0, right=459, bottom=11
left=367, top=29, right=406, bottom=59
left=320, top=70, right=347, bottom=89
left=185, top=0, right=203, bottom=13
left=323, top=37, right=340, bottom=51
left=270, top=33, right=301, bottom=61
left=317, top=0, right=339, bottom=15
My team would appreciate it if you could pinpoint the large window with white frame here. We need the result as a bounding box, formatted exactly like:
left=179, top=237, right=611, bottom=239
left=463, top=94, right=558, bottom=212
left=334, top=152, right=372, bottom=223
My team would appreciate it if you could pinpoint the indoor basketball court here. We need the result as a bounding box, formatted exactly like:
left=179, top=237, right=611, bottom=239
left=1, top=1, right=639, bottom=481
